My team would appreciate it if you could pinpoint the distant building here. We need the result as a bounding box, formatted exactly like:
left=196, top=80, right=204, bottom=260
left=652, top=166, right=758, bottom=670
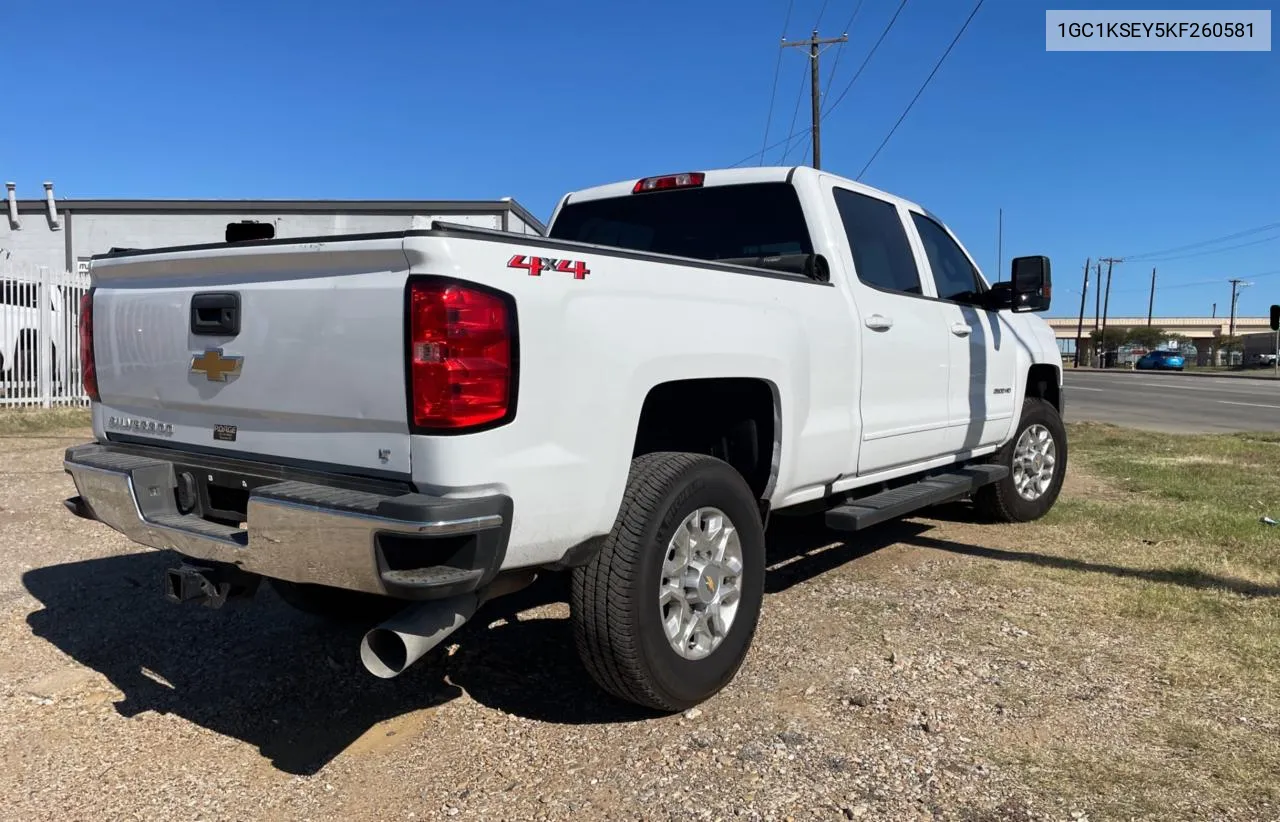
left=1046, top=316, right=1273, bottom=367
left=2, top=181, right=545, bottom=275
left=1241, top=330, right=1279, bottom=365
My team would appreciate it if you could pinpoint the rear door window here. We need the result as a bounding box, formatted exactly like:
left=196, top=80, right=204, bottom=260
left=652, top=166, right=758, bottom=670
left=832, top=188, right=922, bottom=295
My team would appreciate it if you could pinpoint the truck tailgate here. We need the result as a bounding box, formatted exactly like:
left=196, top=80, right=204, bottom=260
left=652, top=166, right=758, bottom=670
left=89, top=235, right=413, bottom=476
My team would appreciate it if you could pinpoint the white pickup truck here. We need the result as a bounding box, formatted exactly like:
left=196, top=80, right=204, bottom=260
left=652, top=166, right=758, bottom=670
left=64, top=166, right=1065, bottom=711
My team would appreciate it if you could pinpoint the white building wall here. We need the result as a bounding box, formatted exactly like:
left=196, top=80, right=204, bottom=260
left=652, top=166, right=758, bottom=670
left=70, top=211, right=501, bottom=266
left=2, top=198, right=537, bottom=275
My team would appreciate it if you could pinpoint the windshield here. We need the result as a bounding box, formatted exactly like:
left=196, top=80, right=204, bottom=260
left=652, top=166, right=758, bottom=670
left=548, top=182, right=814, bottom=263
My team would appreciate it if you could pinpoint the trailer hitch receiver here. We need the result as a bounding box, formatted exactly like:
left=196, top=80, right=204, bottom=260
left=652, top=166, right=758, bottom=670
left=164, top=563, right=261, bottom=609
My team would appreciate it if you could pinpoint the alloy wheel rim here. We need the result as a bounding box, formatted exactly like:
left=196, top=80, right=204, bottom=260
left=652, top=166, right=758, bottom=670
left=1012, top=423, right=1057, bottom=501
left=659, top=507, right=744, bottom=660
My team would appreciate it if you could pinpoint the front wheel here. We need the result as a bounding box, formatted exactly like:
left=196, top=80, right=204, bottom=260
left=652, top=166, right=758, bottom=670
left=974, top=397, right=1068, bottom=523
left=570, top=452, right=766, bottom=712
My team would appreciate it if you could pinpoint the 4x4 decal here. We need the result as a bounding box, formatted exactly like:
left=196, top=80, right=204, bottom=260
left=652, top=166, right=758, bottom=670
left=507, top=254, right=591, bottom=280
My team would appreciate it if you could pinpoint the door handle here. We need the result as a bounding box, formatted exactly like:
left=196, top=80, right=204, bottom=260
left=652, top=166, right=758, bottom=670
left=864, top=314, right=893, bottom=331
left=950, top=322, right=972, bottom=337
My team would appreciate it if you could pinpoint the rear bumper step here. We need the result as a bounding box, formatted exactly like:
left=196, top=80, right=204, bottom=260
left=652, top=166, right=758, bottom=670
left=63, top=442, right=512, bottom=600
left=825, top=464, right=1008, bottom=532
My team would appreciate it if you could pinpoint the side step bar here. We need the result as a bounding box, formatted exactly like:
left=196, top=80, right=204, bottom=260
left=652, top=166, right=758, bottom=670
left=824, top=464, right=1009, bottom=532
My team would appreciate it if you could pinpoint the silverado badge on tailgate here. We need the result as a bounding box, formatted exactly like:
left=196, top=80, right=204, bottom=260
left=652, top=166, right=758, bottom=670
left=190, top=349, right=243, bottom=382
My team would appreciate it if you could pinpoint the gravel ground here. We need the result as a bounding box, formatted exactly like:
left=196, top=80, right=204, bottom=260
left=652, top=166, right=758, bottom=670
left=0, top=429, right=1263, bottom=821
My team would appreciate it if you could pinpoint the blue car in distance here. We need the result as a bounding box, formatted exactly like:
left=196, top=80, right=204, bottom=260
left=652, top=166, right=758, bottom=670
left=1135, top=350, right=1185, bottom=371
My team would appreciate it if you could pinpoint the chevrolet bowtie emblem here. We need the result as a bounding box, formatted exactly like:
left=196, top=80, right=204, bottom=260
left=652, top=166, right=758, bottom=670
left=190, top=349, right=243, bottom=382
left=704, top=575, right=716, bottom=593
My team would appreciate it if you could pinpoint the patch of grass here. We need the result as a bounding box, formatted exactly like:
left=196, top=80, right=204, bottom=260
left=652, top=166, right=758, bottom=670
left=1060, top=423, right=1280, bottom=572
left=946, top=423, right=1280, bottom=817
left=0, top=407, right=91, bottom=435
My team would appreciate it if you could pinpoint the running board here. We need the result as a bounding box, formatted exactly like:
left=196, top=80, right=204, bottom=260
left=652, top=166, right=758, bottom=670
left=824, top=464, right=1009, bottom=532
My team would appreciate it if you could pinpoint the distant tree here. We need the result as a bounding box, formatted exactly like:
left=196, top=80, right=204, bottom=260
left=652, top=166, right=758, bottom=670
left=1089, top=327, right=1128, bottom=351
left=1125, top=326, right=1169, bottom=349
left=1217, top=334, right=1244, bottom=352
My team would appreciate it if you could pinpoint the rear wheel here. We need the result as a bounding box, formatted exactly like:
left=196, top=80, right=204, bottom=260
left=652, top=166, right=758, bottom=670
left=15, top=334, right=36, bottom=384
left=570, top=452, right=766, bottom=712
left=975, top=397, right=1067, bottom=523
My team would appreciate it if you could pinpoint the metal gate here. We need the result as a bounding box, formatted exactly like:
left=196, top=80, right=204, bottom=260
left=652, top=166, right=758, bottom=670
left=0, top=258, right=91, bottom=408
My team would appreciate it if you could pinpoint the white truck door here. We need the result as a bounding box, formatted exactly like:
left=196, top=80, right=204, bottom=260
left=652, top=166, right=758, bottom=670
left=907, top=210, right=1018, bottom=451
left=828, top=185, right=953, bottom=474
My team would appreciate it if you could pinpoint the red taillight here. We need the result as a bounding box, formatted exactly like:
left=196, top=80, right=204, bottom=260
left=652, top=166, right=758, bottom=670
left=407, top=280, right=513, bottom=430
left=78, top=291, right=99, bottom=402
left=632, top=172, right=705, bottom=194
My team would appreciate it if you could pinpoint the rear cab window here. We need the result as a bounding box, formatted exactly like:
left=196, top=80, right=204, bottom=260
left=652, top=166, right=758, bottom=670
left=547, top=182, right=815, bottom=271
left=2, top=279, right=39, bottom=308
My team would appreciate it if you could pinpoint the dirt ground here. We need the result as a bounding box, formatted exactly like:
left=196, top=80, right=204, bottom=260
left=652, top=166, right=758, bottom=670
left=1, top=428, right=1276, bottom=821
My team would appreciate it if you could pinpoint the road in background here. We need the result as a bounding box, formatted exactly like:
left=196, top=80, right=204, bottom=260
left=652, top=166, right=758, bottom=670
left=1063, top=370, right=1280, bottom=433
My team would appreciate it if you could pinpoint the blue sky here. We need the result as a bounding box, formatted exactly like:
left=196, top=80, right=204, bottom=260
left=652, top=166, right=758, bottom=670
left=2, top=0, right=1276, bottom=318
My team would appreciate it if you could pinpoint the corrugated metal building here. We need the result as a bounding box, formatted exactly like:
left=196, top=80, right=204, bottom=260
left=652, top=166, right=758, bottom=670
left=2, top=181, right=545, bottom=275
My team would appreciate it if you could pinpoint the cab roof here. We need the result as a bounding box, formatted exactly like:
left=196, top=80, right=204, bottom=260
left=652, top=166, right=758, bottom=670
left=560, top=166, right=927, bottom=215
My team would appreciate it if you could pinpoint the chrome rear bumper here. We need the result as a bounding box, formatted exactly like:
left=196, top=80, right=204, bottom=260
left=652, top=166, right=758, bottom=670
left=63, top=442, right=512, bottom=600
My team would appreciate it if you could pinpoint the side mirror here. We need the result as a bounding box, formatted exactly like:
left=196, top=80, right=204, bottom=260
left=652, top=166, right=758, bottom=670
left=1011, top=255, right=1052, bottom=313
left=1271, top=304, right=1279, bottom=331
left=985, top=281, right=1014, bottom=311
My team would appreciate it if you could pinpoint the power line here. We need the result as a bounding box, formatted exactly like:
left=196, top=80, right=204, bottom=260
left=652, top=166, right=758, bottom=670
left=822, top=0, right=909, bottom=120
left=813, top=0, right=832, bottom=29
left=1104, top=268, right=1280, bottom=295
left=779, top=53, right=812, bottom=163
left=728, top=126, right=814, bottom=168
left=856, top=0, right=984, bottom=180
left=756, top=0, right=797, bottom=167
left=1121, top=220, right=1280, bottom=261
left=819, top=0, right=869, bottom=106
left=1129, top=231, right=1280, bottom=263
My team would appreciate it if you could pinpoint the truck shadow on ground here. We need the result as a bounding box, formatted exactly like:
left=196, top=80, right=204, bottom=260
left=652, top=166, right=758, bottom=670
left=23, top=552, right=620, bottom=776
left=20, top=517, right=906, bottom=776
left=918, top=503, right=1280, bottom=598
left=23, top=505, right=1272, bottom=776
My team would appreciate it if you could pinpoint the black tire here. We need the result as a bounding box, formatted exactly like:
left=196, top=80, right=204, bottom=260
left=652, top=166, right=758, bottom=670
left=268, top=579, right=401, bottom=624
left=15, top=336, right=36, bottom=384
left=974, top=397, right=1068, bottom=523
left=570, top=452, right=766, bottom=712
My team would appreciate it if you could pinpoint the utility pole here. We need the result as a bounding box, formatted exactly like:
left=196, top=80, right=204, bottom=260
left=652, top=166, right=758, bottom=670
left=1099, top=257, right=1121, bottom=367
left=782, top=29, right=848, bottom=169
left=1074, top=258, right=1091, bottom=368
left=997, top=208, right=1003, bottom=279
left=1093, top=262, right=1102, bottom=366
left=1147, top=267, right=1156, bottom=326
left=1226, top=278, right=1252, bottom=366
left=1093, top=262, right=1101, bottom=329
left=1228, top=278, right=1249, bottom=338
